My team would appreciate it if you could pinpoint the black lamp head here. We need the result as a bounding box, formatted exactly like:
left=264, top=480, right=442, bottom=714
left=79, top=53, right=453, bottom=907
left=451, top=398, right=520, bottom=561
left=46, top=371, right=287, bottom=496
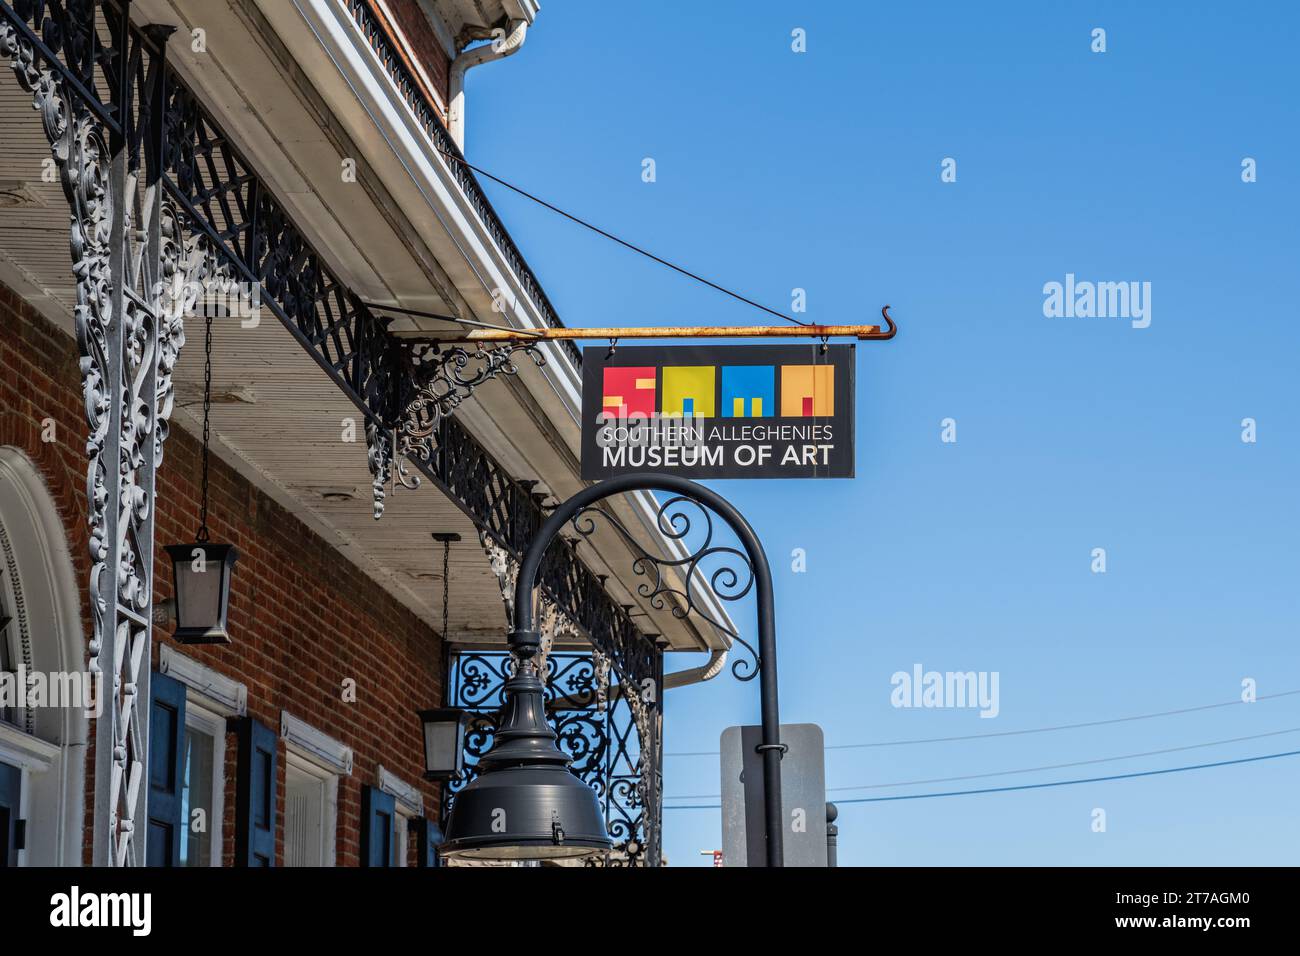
left=440, top=629, right=611, bottom=862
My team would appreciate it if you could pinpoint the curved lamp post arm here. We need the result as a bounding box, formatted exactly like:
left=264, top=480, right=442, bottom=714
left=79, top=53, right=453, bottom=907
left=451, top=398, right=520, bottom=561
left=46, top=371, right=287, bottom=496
left=511, top=472, right=785, bottom=867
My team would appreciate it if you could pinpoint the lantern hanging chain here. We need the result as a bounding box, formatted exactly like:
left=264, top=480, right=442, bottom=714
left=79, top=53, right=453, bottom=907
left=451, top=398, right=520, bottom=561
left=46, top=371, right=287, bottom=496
left=196, top=312, right=212, bottom=544
left=441, top=537, right=451, bottom=640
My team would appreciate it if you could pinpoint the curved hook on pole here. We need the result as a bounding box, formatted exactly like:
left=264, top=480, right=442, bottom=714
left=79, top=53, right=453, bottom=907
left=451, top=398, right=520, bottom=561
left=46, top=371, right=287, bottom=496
left=878, top=304, right=897, bottom=339
left=513, top=474, right=774, bottom=638
left=512, top=472, right=786, bottom=867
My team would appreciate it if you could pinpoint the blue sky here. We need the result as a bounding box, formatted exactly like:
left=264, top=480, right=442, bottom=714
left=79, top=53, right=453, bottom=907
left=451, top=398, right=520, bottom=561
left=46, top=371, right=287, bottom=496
left=468, top=2, right=1300, bottom=865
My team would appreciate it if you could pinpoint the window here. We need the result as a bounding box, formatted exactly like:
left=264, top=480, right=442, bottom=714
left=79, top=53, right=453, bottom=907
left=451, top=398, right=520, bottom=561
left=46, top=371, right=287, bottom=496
left=284, top=753, right=337, bottom=866
left=372, top=767, right=424, bottom=868
left=156, top=647, right=246, bottom=867
left=179, top=705, right=226, bottom=867
left=393, top=803, right=412, bottom=868
left=280, top=713, right=347, bottom=867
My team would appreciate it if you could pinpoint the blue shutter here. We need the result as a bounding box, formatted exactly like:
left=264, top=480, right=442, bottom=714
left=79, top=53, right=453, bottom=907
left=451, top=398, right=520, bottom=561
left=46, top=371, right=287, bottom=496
left=234, top=717, right=278, bottom=866
left=413, top=817, right=443, bottom=868
left=147, top=671, right=186, bottom=867
left=360, top=785, right=395, bottom=867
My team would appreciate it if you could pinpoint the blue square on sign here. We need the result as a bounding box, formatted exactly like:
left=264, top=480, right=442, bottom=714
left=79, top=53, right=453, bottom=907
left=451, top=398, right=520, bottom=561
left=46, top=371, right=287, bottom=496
left=721, top=366, right=774, bottom=418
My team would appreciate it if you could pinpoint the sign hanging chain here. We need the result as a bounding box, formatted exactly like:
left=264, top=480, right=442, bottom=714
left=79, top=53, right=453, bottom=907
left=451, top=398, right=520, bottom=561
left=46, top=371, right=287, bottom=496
left=196, top=312, right=212, bottom=544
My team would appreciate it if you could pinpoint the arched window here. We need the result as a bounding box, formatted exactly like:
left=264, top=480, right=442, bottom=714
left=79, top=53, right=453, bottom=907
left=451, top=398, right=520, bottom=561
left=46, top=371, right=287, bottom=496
left=0, top=447, right=86, bottom=866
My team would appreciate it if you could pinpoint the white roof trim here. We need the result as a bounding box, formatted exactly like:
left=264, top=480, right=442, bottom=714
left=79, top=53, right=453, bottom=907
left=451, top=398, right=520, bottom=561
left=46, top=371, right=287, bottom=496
left=159, top=645, right=248, bottom=718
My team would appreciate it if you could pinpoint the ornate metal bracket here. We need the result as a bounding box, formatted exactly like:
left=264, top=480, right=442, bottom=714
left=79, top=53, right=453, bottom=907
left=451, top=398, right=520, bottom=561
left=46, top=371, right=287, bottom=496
left=478, top=526, right=518, bottom=625
left=569, top=497, right=761, bottom=681
left=400, top=341, right=544, bottom=461
left=366, top=342, right=544, bottom=519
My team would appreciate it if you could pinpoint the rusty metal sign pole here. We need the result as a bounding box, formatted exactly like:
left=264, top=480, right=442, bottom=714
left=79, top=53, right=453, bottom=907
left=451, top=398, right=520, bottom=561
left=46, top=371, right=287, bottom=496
left=383, top=305, right=898, bottom=345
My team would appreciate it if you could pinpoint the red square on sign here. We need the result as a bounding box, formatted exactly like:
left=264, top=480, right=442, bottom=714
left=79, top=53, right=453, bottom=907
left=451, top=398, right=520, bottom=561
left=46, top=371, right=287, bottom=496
left=602, top=367, right=656, bottom=417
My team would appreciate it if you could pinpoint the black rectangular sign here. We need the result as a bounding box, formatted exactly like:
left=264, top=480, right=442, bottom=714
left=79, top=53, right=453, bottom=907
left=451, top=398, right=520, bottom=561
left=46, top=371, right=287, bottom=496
left=580, top=344, right=855, bottom=479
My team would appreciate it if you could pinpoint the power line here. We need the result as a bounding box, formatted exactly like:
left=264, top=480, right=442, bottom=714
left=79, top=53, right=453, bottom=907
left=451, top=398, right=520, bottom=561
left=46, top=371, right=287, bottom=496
left=664, top=688, right=1300, bottom=757
left=661, top=747, right=1300, bottom=809
left=435, top=147, right=809, bottom=327
left=664, top=726, right=1300, bottom=800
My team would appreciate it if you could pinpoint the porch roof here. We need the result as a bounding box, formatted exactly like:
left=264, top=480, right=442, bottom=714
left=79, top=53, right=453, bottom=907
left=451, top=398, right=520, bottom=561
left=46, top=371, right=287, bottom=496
left=0, top=0, right=736, bottom=654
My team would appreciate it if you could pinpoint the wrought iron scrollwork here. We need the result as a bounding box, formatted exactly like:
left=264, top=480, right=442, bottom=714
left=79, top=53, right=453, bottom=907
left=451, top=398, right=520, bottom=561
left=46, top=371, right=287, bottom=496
left=0, top=0, right=193, bottom=865
left=444, top=648, right=651, bottom=866
left=342, top=0, right=582, bottom=369
left=364, top=421, right=392, bottom=520
left=365, top=343, right=544, bottom=519
left=397, top=342, right=543, bottom=463
left=570, top=496, right=762, bottom=681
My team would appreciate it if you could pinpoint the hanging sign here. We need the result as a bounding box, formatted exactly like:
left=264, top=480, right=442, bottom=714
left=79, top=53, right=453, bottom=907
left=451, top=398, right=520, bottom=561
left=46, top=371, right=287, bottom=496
left=580, top=344, right=855, bottom=479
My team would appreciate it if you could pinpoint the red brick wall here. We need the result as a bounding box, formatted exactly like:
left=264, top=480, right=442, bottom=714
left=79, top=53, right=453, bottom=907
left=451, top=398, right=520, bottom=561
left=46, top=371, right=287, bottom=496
left=383, top=0, right=452, bottom=117
left=0, top=280, right=444, bottom=866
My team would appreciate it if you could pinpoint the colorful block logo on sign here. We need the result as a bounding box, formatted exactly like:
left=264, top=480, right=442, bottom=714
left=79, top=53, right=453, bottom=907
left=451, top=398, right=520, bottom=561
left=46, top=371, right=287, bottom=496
left=721, top=366, right=774, bottom=418
left=661, top=366, right=716, bottom=417
left=781, top=365, right=834, bottom=417
left=601, top=366, right=657, bottom=417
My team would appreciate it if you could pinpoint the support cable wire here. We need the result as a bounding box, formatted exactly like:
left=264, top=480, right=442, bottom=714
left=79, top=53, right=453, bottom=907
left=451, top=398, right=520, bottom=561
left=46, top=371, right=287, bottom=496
left=664, top=688, right=1300, bottom=757
left=434, top=147, right=810, bottom=327
left=366, top=301, right=546, bottom=338
left=663, top=748, right=1300, bottom=809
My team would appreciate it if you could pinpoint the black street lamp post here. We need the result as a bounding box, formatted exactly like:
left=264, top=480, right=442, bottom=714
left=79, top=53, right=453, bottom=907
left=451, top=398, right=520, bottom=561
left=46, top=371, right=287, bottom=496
left=441, top=472, right=786, bottom=867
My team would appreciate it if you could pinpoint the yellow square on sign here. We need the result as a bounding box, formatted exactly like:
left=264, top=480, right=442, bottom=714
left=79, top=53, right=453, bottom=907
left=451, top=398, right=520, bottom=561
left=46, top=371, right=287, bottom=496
left=661, top=366, right=715, bottom=417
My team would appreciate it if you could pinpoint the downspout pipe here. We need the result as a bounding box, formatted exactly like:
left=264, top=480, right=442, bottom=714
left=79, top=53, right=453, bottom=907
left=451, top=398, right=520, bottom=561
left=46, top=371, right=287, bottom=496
left=602, top=647, right=727, bottom=705
left=448, top=18, right=528, bottom=151
left=664, top=648, right=728, bottom=691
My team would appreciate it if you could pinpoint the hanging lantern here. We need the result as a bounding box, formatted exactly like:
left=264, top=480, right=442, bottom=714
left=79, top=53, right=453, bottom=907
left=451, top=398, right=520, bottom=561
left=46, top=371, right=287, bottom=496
left=418, top=707, right=469, bottom=781
left=164, top=542, right=238, bottom=644
left=165, top=310, right=238, bottom=644
left=418, top=532, right=465, bottom=780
